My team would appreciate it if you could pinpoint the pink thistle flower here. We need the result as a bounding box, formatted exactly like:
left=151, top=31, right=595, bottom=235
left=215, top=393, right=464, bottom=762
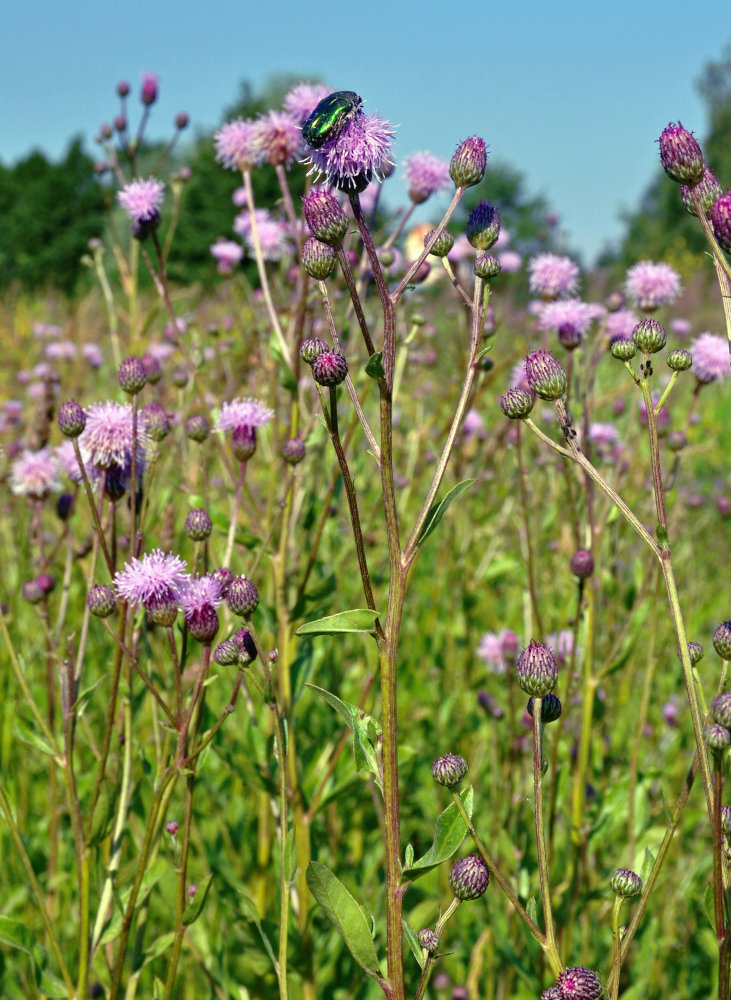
left=624, top=260, right=681, bottom=311
left=9, top=447, right=62, bottom=499
left=210, top=238, right=243, bottom=275
left=403, top=151, right=450, bottom=204
left=691, top=332, right=729, bottom=382
left=462, top=408, right=486, bottom=440
left=117, top=177, right=165, bottom=223
left=255, top=110, right=302, bottom=167
left=32, top=322, right=62, bottom=339
left=606, top=308, right=640, bottom=341
left=670, top=317, right=691, bottom=337
left=528, top=253, right=580, bottom=300
left=82, top=343, right=104, bottom=367
left=79, top=401, right=148, bottom=471
left=307, top=111, right=395, bottom=193
left=214, top=118, right=263, bottom=171
left=546, top=629, right=574, bottom=665
left=55, top=441, right=83, bottom=483
left=45, top=340, right=77, bottom=361
left=498, top=250, right=523, bottom=273
left=114, top=550, right=189, bottom=608
left=477, top=630, right=512, bottom=675
left=283, top=82, right=332, bottom=124
left=232, top=186, right=248, bottom=207
left=538, top=299, right=603, bottom=338
left=216, top=398, right=274, bottom=434
left=234, top=209, right=293, bottom=261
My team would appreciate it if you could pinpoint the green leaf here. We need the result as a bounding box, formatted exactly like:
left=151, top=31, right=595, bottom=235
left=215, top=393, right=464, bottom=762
left=703, top=883, right=716, bottom=931
left=14, top=715, right=58, bottom=758
left=37, top=969, right=69, bottom=998
left=284, top=827, right=297, bottom=884
left=475, top=344, right=493, bottom=362
left=140, top=932, right=176, bottom=969
left=404, top=843, right=415, bottom=869
left=0, top=915, right=39, bottom=958
left=296, top=608, right=380, bottom=636
left=182, top=873, right=213, bottom=926
left=417, top=479, right=476, bottom=547
left=306, top=684, right=382, bottom=788
left=365, top=352, right=385, bottom=379
left=88, top=778, right=116, bottom=847
left=403, top=787, right=473, bottom=880
left=402, top=918, right=426, bottom=969
left=306, top=862, right=383, bottom=978
left=236, top=889, right=277, bottom=970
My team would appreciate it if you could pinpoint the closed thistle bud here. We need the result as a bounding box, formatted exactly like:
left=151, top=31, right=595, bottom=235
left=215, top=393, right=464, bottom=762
left=610, top=338, right=637, bottom=361
left=704, top=723, right=731, bottom=751
left=610, top=868, right=642, bottom=898
left=473, top=254, right=501, bottom=280
left=666, top=430, right=687, bottom=452
left=214, top=638, right=240, bottom=665
left=302, top=236, right=337, bottom=280
left=712, top=692, right=731, bottom=729
left=227, top=577, right=259, bottom=617
left=570, top=549, right=594, bottom=579
left=141, top=402, right=171, bottom=442
left=185, top=415, right=210, bottom=442
left=681, top=167, right=723, bottom=218
left=524, top=350, right=567, bottom=401
left=299, top=338, right=329, bottom=365
left=527, top=692, right=562, bottom=723
left=556, top=966, right=604, bottom=1000
left=667, top=349, right=692, bottom=372
left=558, top=323, right=582, bottom=351
left=282, top=437, right=306, bottom=465
left=58, top=399, right=87, bottom=438
left=302, top=188, right=348, bottom=246
left=499, top=388, right=534, bottom=420
left=312, top=351, right=348, bottom=387
left=516, top=639, right=558, bottom=697
left=187, top=606, right=220, bottom=643
left=466, top=201, right=500, bottom=251
left=431, top=753, right=468, bottom=787
left=713, top=621, right=731, bottom=660
left=632, top=318, right=667, bottom=355
left=418, top=928, right=439, bottom=954
left=688, top=641, right=704, bottom=665
left=233, top=627, right=258, bottom=664
left=23, top=579, right=44, bottom=604
left=449, top=855, right=489, bottom=900
left=711, top=192, right=731, bottom=253
left=657, top=122, right=705, bottom=186
left=449, top=136, right=487, bottom=188
left=87, top=584, right=116, bottom=618
left=185, top=508, right=212, bottom=541
left=140, top=353, right=163, bottom=384
left=175, top=112, right=189, bottom=130
left=146, top=594, right=179, bottom=627
left=541, top=990, right=564, bottom=1000
left=171, top=367, right=189, bottom=388
left=232, top=425, right=257, bottom=462
left=425, top=227, right=454, bottom=258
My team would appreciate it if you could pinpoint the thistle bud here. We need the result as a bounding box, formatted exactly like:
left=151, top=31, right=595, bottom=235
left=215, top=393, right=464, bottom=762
left=302, top=188, right=348, bottom=246
left=704, top=723, right=731, bottom=751
left=711, top=192, right=731, bottom=253
left=610, top=868, right=642, bottom=898
left=466, top=201, right=501, bottom=251
left=299, top=338, right=329, bottom=365
left=722, top=806, right=731, bottom=838
left=712, top=692, right=731, bottom=729
left=214, top=639, right=240, bottom=665
left=667, top=349, right=692, bottom=372
left=58, top=399, right=86, bottom=438
left=431, top=753, right=468, bottom=787
left=632, top=318, right=667, bottom=355
left=418, top=928, right=439, bottom=955
left=570, top=549, right=594, bottom=579
left=118, top=356, right=147, bottom=395
left=713, top=621, right=731, bottom=660
left=448, top=855, right=489, bottom=900
left=524, top=351, right=567, bottom=401
left=473, top=254, right=501, bottom=280
left=610, top=338, right=637, bottom=361
left=449, top=136, right=487, bottom=188
left=302, top=237, right=337, bottom=280
left=425, top=228, right=454, bottom=258
left=312, top=351, right=349, bottom=387
left=556, top=967, right=604, bottom=1000
left=657, top=122, right=704, bottom=186
left=141, top=402, right=171, bottom=442
left=687, top=641, right=704, bottom=665
left=185, top=415, right=210, bottom=443
left=516, top=639, right=558, bottom=697
left=227, top=577, right=259, bottom=617
left=681, top=167, right=723, bottom=218
left=185, top=509, right=212, bottom=541
left=527, top=693, right=562, bottom=723
left=498, top=388, right=534, bottom=420
left=282, top=437, right=306, bottom=465
left=87, top=584, right=116, bottom=618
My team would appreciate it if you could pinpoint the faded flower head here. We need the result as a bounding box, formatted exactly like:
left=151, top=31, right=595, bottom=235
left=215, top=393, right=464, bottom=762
left=214, top=118, right=263, bottom=171
left=528, top=254, right=580, bottom=300
left=117, top=177, right=165, bottom=224
left=114, top=550, right=189, bottom=609
left=306, top=111, right=395, bottom=193
left=624, top=261, right=681, bottom=311
left=690, top=332, right=729, bottom=383
left=403, top=151, right=450, bottom=204
left=10, top=448, right=62, bottom=499
left=283, top=81, right=332, bottom=124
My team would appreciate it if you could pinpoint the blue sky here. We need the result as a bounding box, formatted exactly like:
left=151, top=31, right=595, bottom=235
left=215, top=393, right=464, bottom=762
left=4, top=0, right=729, bottom=264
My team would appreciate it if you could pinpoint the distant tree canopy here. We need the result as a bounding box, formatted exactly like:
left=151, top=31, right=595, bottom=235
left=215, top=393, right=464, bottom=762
left=613, top=45, right=731, bottom=273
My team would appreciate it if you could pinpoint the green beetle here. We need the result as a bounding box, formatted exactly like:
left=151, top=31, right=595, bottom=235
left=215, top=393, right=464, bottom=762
left=302, top=90, right=363, bottom=149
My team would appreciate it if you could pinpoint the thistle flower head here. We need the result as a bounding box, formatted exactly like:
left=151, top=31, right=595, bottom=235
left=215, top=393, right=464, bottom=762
left=632, top=318, right=667, bottom=355
left=301, top=236, right=337, bottom=280
left=79, top=401, right=148, bottom=473
left=140, top=72, right=159, bottom=106
left=87, top=584, right=117, bottom=618
left=114, top=550, right=189, bottom=610
left=210, top=239, right=243, bottom=275
left=179, top=574, right=223, bottom=642
left=524, top=350, right=568, bottom=401
left=657, top=121, right=704, bottom=185
left=214, top=118, right=263, bottom=171
left=216, top=398, right=274, bottom=434
left=417, top=928, right=439, bottom=954
left=227, top=576, right=259, bottom=617
left=234, top=208, right=294, bottom=261
left=704, top=723, right=731, bottom=751
left=712, top=692, right=731, bottom=729
left=283, top=82, right=332, bottom=124
left=117, top=177, right=165, bottom=224
left=713, top=621, right=731, bottom=660
left=711, top=190, right=731, bottom=252
left=537, top=299, right=603, bottom=340
left=466, top=201, right=501, bottom=251
left=306, top=111, right=395, bottom=193
left=254, top=110, right=302, bottom=167
left=528, top=254, right=580, bottom=300
left=141, top=402, right=171, bottom=443
left=570, top=549, right=594, bottom=578
left=690, top=332, right=729, bottom=383
left=449, top=135, right=487, bottom=188
left=498, top=388, right=534, bottom=420
left=681, top=166, right=723, bottom=218
left=9, top=448, right=62, bottom=499
left=624, top=261, right=681, bottom=311
left=302, top=188, right=348, bottom=246
left=185, top=508, right=212, bottom=541
left=312, top=351, right=349, bottom=387
left=476, top=629, right=519, bottom=674
left=403, top=151, right=450, bottom=204
left=610, top=868, right=642, bottom=898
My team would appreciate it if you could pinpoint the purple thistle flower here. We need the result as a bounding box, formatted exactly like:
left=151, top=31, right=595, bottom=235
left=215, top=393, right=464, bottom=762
left=216, top=398, right=274, bottom=434
left=117, top=177, right=165, bottom=224
left=670, top=317, right=692, bottom=337
left=606, top=308, right=640, bottom=340
left=9, top=448, right=62, bottom=499
left=497, top=250, right=523, bottom=273
left=234, top=209, right=294, bottom=261
left=476, top=630, right=518, bottom=675
left=45, top=341, right=77, bottom=361
left=283, top=82, right=332, bottom=124
left=214, top=118, right=263, bottom=171
left=691, top=332, right=729, bottom=382
left=307, top=111, right=395, bottom=192
left=210, top=239, right=243, bottom=275
left=403, top=151, right=450, bottom=204
left=537, top=299, right=604, bottom=339
left=528, top=253, right=580, bottom=300
left=79, top=401, right=148, bottom=471
left=82, top=343, right=104, bottom=367
left=114, top=550, right=189, bottom=607
left=255, top=110, right=302, bottom=167
left=624, top=260, right=681, bottom=311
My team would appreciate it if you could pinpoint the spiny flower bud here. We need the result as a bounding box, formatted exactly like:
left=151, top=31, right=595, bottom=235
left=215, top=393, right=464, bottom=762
left=448, top=855, right=489, bottom=900
left=657, top=122, right=705, bottom=186
left=58, top=399, right=87, bottom=438
left=141, top=402, right=171, bottom=442
left=146, top=594, right=179, bottom=627
left=425, top=227, right=454, bottom=258
left=473, top=254, right=501, bottom=280
left=282, top=437, right=306, bottom=465
left=431, top=753, right=468, bottom=787
left=711, top=192, right=731, bottom=253
left=299, top=338, right=329, bottom=365
left=610, top=868, right=642, bottom=898
left=211, top=566, right=233, bottom=597
left=666, top=430, right=687, bottom=452
left=233, top=628, right=257, bottom=664
left=687, top=641, right=704, bottom=665
left=185, top=415, right=210, bottom=443
left=713, top=621, right=731, bottom=660
left=466, top=201, right=500, bottom=251
left=302, top=236, right=337, bottom=280
left=140, top=353, right=163, bottom=384
left=711, top=692, right=731, bottom=729
left=214, top=639, right=240, bottom=665
left=187, top=606, right=220, bottom=643
left=418, top=928, right=439, bottom=954
left=449, top=136, right=487, bottom=189
left=312, top=351, right=349, bottom=387
left=527, top=693, right=562, bottom=723
left=610, top=338, right=636, bottom=361
left=704, top=723, right=731, bottom=751
left=185, top=508, right=212, bottom=541
left=87, top=584, right=116, bottom=618
left=227, top=577, right=259, bottom=617
left=570, top=549, right=594, bottom=579
left=667, top=349, right=692, bottom=372
left=22, top=579, right=44, bottom=604
left=175, top=112, right=189, bottom=130
left=499, top=388, right=534, bottom=420
left=632, top=318, right=667, bottom=355
left=516, top=639, right=558, bottom=697
left=302, top=188, right=348, bottom=246
left=541, top=990, right=563, bottom=1000
left=681, top=167, right=723, bottom=218
left=555, top=966, right=604, bottom=1000
left=524, top=350, right=568, bottom=401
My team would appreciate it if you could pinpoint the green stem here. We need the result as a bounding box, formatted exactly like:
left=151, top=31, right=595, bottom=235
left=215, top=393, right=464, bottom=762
left=609, top=896, right=623, bottom=1000
left=532, top=700, right=562, bottom=976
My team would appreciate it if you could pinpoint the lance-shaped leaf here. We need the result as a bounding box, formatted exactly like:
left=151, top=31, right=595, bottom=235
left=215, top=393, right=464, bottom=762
left=306, top=684, right=382, bottom=791
left=417, top=479, right=476, bottom=547
left=296, top=608, right=380, bottom=636
left=306, top=862, right=383, bottom=980
left=402, top=786, right=473, bottom=880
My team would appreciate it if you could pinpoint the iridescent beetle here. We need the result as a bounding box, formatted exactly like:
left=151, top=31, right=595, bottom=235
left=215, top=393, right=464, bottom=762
left=302, top=90, right=363, bottom=149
